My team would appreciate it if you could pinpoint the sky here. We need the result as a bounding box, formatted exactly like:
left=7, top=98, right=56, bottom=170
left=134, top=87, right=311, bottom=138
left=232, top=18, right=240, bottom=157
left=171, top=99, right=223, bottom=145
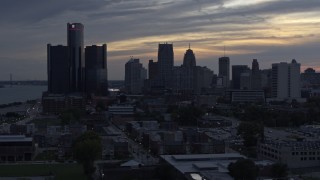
left=0, top=0, right=320, bottom=80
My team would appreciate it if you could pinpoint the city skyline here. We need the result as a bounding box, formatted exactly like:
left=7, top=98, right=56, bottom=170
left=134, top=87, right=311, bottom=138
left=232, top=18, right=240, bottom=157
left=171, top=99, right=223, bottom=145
left=1, top=0, right=320, bottom=80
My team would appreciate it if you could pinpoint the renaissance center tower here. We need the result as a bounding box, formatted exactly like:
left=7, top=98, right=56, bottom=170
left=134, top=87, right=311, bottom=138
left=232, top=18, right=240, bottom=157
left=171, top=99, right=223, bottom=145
left=67, top=23, right=84, bottom=92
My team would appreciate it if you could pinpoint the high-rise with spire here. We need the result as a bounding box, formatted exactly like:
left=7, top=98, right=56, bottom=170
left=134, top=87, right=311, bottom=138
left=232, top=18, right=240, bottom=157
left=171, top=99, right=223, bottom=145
left=183, top=44, right=196, bottom=67
left=251, top=59, right=261, bottom=90
left=172, top=45, right=213, bottom=94
left=181, top=46, right=196, bottom=92
left=219, top=57, right=230, bottom=88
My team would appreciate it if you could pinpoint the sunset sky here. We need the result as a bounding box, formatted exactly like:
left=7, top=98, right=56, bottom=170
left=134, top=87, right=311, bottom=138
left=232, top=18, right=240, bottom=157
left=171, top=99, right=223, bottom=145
left=0, top=0, right=320, bottom=80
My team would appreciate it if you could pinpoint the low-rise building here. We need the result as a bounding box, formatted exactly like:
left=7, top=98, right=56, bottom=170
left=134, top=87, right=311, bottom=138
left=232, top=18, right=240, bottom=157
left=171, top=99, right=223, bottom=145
left=258, top=140, right=320, bottom=168
left=109, top=105, right=135, bottom=116
left=42, top=93, right=85, bottom=114
left=0, top=135, right=35, bottom=162
left=225, top=90, right=265, bottom=103
left=160, top=153, right=245, bottom=180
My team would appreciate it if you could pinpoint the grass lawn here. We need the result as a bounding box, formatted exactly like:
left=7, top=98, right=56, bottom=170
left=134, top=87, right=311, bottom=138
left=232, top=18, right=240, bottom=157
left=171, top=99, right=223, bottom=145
left=0, top=163, right=87, bottom=180
left=34, top=150, right=58, bottom=161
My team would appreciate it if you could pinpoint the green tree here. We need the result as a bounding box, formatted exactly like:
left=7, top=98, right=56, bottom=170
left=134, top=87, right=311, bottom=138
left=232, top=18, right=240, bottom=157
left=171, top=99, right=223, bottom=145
left=271, top=163, right=287, bottom=178
left=60, top=112, right=74, bottom=125
left=172, top=106, right=204, bottom=126
left=60, top=109, right=82, bottom=125
left=5, top=112, right=20, bottom=118
left=228, top=158, right=259, bottom=180
left=95, top=101, right=106, bottom=113
left=238, top=122, right=264, bottom=147
left=73, top=131, right=102, bottom=177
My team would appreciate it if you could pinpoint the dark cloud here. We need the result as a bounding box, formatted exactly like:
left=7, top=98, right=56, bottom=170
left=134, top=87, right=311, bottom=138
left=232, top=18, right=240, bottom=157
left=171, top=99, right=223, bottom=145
left=0, top=0, right=320, bottom=80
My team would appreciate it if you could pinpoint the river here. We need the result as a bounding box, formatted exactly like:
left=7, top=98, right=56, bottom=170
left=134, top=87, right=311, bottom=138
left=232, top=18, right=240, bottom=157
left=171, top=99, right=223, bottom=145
left=0, top=85, right=47, bottom=104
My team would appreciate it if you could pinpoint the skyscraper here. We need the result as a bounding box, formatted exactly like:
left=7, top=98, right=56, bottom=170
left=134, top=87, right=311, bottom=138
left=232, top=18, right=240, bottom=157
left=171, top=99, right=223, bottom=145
left=47, top=44, right=70, bottom=94
left=173, top=47, right=196, bottom=94
left=148, top=60, right=158, bottom=80
left=218, top=57, right=230, bottom=88
left=85, top=44, right=108, bottom=96
left=172, top=47, right=213, bottom=94
left=158, top=43, right=174, bottom=88
left=251, top=59, right=261, bottom=90
left=125, top=58, right=147, bottom=94
left=232, top=65, right=250, bottom=89
left=271, top=59, right=301, bottom=99
left=67, top=23, right=84, bottom=92
left=193, top=66, right=214, bottom=94
left=183, top=48, right=196, bottom=67
left=240, top=72, right=251, bottom=90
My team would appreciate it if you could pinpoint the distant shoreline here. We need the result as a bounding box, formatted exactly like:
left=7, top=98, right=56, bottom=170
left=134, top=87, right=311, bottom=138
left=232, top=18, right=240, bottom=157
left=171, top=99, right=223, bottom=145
left=0, top=100, right=36, bottom=109
left=0, top=85, right=46, bottom=105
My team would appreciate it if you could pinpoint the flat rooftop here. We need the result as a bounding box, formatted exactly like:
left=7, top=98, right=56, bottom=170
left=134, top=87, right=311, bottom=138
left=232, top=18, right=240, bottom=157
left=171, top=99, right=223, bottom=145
left=0, top=135, right=32, bottom=142
left=161, top=153, right=245, bottom=175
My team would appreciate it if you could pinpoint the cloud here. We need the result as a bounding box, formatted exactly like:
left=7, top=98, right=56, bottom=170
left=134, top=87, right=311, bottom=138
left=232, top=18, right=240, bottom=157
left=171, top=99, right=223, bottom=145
left=1, top=0, right=320, bottom=80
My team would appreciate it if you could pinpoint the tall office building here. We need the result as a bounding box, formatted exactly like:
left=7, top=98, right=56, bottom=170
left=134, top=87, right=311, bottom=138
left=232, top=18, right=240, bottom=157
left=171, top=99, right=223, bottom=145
left=261, top=69, right=272, bottom=98
left=183, top=48, right=196, bottom=67
left=125, top=58, right=147, bottom=94
left=251, top=59, right=261, bottom=90
left=271, top=59, right=301, bottom=99
left=172, top=47, right=213, bottom=94
left=158, top=43, right=174, bottom=88
left=218, top=57, right=230, bottom=88
left=301, top=68, right=320, bottom=89
left=240, top=72, right=251, bottom=90
left=67, top=23, right=84, bottom=92
left=47, top=45, right=70, bottom=94
left=232, top=65, right=250, bottom=89
left=182, top=48, right=196, bottom=92
left=148, top=60, right=158, bottom=80
left=85, top=44, right=108, bottom=96
left=193, top=66, right=214, bottom=94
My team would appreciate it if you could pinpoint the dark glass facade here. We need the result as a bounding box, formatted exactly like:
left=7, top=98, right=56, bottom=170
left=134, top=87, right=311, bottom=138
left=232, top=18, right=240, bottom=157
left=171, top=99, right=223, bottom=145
left=158, top=43, right=174, bottom=88
left=232, top=65, right=250, bottom=89
left=47, top=44, right=70, bottom=94
left=67, top=23, right=84, bottom=92
left=218, top=57, right=230, bottom=88
left=85, top=44, right=108, bottom=96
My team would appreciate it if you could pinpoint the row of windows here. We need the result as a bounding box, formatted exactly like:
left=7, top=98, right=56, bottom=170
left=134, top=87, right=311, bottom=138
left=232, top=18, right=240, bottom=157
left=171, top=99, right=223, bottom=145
left=301, top=157, right=320, bottom=161
left=259, top=146, right=279, bottom=154
left=259, top=150, right=280, bottom=160
left=292, top=152, right=320, bottom=156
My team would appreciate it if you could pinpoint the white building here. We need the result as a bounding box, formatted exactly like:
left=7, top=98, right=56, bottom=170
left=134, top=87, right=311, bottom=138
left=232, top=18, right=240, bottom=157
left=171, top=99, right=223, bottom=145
left=271, top=59, right=301, bottom=100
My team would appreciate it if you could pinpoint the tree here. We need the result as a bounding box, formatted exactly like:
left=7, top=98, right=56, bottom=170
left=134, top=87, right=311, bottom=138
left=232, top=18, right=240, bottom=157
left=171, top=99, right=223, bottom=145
left=228, top=158, right=259, bottom=180
left=60, top=109, right=82, bottom=125
left=60, top=112, right=75, bottom=125
left=271, top=163, right=287, bottom=178
left=238, top=122, right=264, bottom=147
left=172, top=106, right=204, bottom=126
left=73, top=131, right=102, bottom=177
left=95, top=101, right=106, bottom=112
